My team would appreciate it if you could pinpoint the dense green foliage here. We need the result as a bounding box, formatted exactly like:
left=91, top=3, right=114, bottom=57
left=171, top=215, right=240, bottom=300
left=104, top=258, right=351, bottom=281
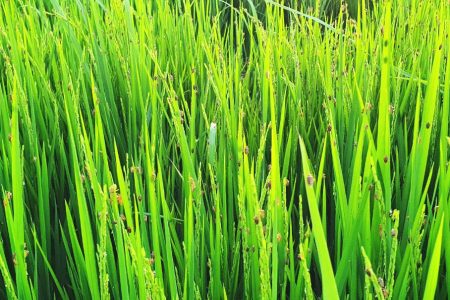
left=0, top=0, right=449, bottom=299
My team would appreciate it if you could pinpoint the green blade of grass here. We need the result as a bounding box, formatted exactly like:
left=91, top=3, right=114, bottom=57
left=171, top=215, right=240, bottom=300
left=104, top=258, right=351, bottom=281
left=299, top=137, right=339, bottom=300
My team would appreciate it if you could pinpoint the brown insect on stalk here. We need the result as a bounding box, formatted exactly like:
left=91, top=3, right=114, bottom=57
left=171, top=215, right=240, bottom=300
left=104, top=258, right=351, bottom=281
left=378, top=223, right=384, bottom=238
left=109, top=184, right=117, bottom=194
left=378, top=277, right=385, bottom=288
left=391, top=228, right=397, bottom=238
left=276, top=233, right=282, bottom=242
left=259, top=209, right=266, bottom=219
left=117, top=194, right=123, bottom=206
left=298, top=250, right=305, bottom=261
left=306, top=174, right=315, bottom=186
left=327, top=123, right=332, bottom=132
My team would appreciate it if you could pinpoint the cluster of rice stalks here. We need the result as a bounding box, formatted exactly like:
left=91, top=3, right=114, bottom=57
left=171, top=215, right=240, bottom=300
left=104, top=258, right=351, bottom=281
left=0, top=0, right=449, bottom=299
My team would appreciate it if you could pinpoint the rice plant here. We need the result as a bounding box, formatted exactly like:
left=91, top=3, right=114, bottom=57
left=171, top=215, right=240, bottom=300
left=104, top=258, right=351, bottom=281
left=0, top=0, right=449, bottom=299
